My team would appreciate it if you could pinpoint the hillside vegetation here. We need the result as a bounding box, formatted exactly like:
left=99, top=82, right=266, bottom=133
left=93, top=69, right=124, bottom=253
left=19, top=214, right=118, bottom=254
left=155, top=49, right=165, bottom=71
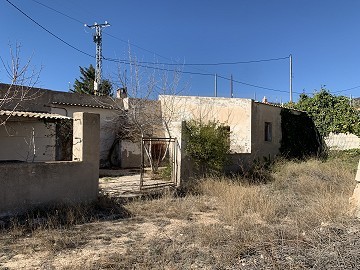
left=0, top=151, right=359, bottom=269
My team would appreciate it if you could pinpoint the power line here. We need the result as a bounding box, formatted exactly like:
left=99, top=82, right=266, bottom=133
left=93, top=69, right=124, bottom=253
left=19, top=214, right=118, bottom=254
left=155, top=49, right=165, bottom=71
left=7, top=0, right=293, bottom=95
left=105, top=51, right=289, bottom=66
left=105, top=57, right=294, bottom=94
left=28, top=0, right=295, bottom=98
left=31, top=0, right=85, bottom=25
left=331, top=85, right=360, bottom=94
left=103, top=32, right=178, bottom=64
left=218, top=75, right=291, bottom=94
left=31, top=0, right=180, bottom=64
left=5, top=0, right=94, bottom=59
left=27, top=0, right=360, bottom=98
left=152, top=56, right=290, bottom=66
left=31, top=0, right=290, bottom=67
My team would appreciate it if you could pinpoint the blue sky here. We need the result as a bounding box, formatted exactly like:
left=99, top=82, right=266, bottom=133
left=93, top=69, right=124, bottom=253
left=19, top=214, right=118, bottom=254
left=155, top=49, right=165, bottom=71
left=1, top=0, right=359, bottom=102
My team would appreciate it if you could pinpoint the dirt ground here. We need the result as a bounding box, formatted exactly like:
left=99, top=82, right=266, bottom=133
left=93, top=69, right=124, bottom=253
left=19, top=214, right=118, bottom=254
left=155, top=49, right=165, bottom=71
left=2, top=156, right=360, bottom=269
left=0, top=194, right=222, bottom=269
left=1, top=193, right=360, bottom=269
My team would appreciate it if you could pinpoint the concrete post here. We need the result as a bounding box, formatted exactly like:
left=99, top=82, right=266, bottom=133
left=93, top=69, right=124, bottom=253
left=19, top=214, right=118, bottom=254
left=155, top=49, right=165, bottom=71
left=72, top=112, right=100, bottom=168
left=349, top=160, right=360, bottom=217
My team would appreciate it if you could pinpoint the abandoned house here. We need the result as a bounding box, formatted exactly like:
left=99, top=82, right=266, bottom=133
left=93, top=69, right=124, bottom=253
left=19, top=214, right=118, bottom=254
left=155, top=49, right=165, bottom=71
left=0, top=83, right=321, bottom=177
left=159, top=95, right=322, bottom=178
left=0, top=83, right=123, bottom=166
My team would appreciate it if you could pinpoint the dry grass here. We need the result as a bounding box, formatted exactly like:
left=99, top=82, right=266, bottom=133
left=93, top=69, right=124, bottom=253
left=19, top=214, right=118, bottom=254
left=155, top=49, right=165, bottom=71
left=200, top=158, right=355, bottom=227
left=1, top=153, right=360, bottom=269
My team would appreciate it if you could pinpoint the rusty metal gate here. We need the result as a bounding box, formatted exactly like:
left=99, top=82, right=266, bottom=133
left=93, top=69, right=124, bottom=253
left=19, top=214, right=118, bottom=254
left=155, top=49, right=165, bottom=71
left=140, top=137, right=178, bottom=190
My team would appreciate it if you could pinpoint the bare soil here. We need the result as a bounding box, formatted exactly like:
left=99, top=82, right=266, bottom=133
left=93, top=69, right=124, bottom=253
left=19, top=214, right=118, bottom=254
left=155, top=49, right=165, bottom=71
left=1, top=156, right=360, bottom=269
left=1, top=195, right=360, bottom=269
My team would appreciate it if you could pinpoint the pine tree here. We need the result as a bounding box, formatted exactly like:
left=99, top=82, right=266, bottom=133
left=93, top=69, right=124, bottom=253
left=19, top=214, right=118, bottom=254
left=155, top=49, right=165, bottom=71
left=71, top=64, right=112, bottom=96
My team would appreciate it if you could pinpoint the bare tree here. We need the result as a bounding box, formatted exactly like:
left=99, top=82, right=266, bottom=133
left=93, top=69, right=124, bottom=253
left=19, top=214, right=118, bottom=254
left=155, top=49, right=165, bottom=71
left=107, top=50, right=185, bottom=175
left=0, top=43, right=41, bottom=126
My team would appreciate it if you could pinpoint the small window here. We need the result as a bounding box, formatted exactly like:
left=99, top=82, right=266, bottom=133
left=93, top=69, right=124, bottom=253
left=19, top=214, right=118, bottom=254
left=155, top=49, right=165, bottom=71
left=265, top=122, right=272, bottom=142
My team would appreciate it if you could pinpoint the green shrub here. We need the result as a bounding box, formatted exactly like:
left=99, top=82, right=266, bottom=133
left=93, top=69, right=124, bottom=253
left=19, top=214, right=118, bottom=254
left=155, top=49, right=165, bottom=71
left=184, top=120, right=230, bottom=176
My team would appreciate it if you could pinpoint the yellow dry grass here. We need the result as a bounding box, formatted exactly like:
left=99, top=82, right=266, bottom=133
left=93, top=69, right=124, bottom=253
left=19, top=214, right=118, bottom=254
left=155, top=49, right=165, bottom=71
left=201, top=158, right=355, bottom=228
left=1, top=154, right=359, bottom=269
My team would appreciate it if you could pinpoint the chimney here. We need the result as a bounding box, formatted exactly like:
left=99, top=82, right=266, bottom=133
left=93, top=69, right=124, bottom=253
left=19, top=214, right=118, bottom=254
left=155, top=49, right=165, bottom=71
left=116, top=87, right=128, bottom=99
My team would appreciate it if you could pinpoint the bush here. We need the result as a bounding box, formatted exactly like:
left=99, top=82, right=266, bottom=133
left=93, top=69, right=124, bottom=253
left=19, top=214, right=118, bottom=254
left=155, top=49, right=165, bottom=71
left=291, top=89, right=360, bottom=137
left=184, top=120, right=230, bottom=176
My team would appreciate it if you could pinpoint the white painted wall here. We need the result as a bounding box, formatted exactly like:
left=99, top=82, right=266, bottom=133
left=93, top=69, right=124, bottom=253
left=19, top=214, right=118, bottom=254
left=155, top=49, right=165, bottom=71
left=325, top=133, right=360, bottom=150
left=0, top=118, right=56, bottom=162
left=159, top=95, right=252, bottom=154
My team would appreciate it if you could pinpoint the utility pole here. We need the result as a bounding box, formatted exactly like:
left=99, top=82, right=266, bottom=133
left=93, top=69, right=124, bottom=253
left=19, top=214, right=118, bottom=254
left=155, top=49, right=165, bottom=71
left=214, top=73, right=218, bottom=97
left=85, top=21, right=110, bottom=96
left=289, top=54, right=293, bottom=102
left=230, top=74, right=234, bottom=98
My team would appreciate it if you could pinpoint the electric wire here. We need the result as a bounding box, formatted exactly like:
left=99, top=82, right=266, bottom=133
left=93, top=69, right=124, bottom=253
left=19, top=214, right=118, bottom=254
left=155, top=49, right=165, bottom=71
left=5, top=0, right=94, bottom=59
left=31, top=0, right=85, bottom=25
left=27, top=0, right=301, bottom=95
left=31, top=0, right=183, bottom=65
left=331, top=85, right=360, bottom=94
left=30, top=0, right=290, bottom=67
left=7, top=0, right=292, bottom=94
left=25, top=0, right=360, bottom=97
left=142, top=56, right=290, bottom=66
left=12, top=0, right=355, bottom=97
left=103, top=57, right=296, bottom=94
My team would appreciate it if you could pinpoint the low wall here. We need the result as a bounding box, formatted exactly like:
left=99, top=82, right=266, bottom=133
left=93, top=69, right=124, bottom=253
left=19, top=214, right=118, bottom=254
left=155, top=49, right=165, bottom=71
left=0, top=161, right=98, bottom=216
left=325, top=133, right=360, bottom=150
left=0, top=112, right=100, bottom=217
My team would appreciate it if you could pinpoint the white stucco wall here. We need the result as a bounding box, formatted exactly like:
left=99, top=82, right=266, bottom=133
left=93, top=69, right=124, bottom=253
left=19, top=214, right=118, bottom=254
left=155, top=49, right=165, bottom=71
left=159, top=95, right=252, bottom=154
left=0, top=118, right=56, bottom=162
left=325, top=133, right=360, bottom=150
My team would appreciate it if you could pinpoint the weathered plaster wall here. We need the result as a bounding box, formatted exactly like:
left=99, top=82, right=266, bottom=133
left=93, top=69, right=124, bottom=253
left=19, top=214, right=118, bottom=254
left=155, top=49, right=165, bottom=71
left=0, top=112, right=100, bottom=217
left=117, top=98, right=165, bottom=168
left=0, top=161, right=98, bottom=216
left=251, top=102, right=282, bottom=160
left=0, top=118, right=56, bottom=162
left=159, top=95, right=253, bottom=181
left=159, top=95, right=252, bottom=154
left=349, top=160, right=360, bottom=217
left=51, top=106, right=119, bottom=166
left=325, top=133, right=360, bottom=150
left=0, top=83, right=123, bottom=166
